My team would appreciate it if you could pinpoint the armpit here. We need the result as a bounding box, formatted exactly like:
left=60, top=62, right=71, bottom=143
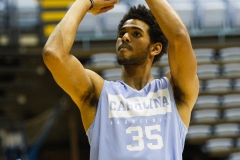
left=173, top=85, right=186, bottom=105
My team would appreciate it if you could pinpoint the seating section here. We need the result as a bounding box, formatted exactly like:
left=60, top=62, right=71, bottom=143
left=1, top=0, right=240, bottom=45
left=186, top=46, right=240, bottom=159
left=0, top=0, right=239, bottom=159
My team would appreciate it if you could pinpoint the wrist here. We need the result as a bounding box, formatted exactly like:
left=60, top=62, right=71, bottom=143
left=89, top=0, right=94, bottom=10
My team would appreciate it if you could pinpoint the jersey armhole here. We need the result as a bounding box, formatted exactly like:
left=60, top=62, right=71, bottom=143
left=162, top=77, right=188, bottom=133
left=86, top=80, right=108, bottom=143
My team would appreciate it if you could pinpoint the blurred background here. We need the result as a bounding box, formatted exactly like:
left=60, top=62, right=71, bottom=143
left=0, top=0, right=240, bottom=159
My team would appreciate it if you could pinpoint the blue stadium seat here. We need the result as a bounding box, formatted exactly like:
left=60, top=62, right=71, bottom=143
left=155, top=54, right=168, bottom=67
left=77, top=13, right=101, bottom=37
left=195, top=95, right=220, bottom=109
left=87, top=53, right=117, bottom=68
left=196, top=0, right=227, bottom=30
left=126, top=0, right=148, bottom=8
left=233, top=78, right=240, bottom=92
left=151, top=67, right=162, bottom=79
left=10, top=0, right=40, bottom=31
left=194, top=48, right=216, bottom=64
left=191, top=109, right=221, bottom=123
left=203, top=138, right=234, bottom=153
left=100, top=3, right=129, bottom=37
left=222, top=63, right=240, bottom=78
left=223, top=108, right=240, bottom=121
left=197, top=64, right=221, bottom=79
left=101, top=68, right=122, bottom=81
left=219, top=47, right=240, bottom=64
left=228, top=152, right=240, bottom=160
left=168, top=0, right=195, bottom=30
left=222, top=94, right=240, bottom=108
left=213, top=123, right=240, bottom=137
left=187, top=124, right=212, bottom=139
left=227, top=0, right=240, bottom=28
left=204, top=78, right=232, bottom=94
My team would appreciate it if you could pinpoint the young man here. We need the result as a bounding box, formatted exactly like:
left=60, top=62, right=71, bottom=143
left=42, top=0, right=199, bottom=159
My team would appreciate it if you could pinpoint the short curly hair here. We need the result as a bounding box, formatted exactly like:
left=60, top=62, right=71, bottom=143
left=118, top=4, right=168, bottom=64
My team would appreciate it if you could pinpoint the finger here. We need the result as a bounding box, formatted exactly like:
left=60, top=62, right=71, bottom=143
left=104, top=0, right=119, bottom=6
left=98, top=5, right=114, bottom=13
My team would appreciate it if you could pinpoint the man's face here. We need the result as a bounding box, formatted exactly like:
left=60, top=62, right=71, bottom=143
left=116, top=19, right=151, bottom=65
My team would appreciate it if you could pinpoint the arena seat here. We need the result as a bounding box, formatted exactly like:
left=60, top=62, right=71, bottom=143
left=196, top=0, right=227, bottom=29
left=203, top=138, right=234, bottom=153
left=155, top=54, right=169, bottom=67
left=222, top=94, right=240, bottom=108
left=168, top=0, right=195, bottom=29
left=233, top=78, right=240, bottom=92
left=222, top=63, right=240, bottom=78
left=101, top=68, right=122, bottom=81
left=151, top=67, right=162, bottom=79
left=87, top=53, right=117, bottom=68
left=100, top=3, right=129, bottom=36
left=77, top=13, right=101, bottom=37
left=219, top=47, right=240, bottom=64
left=14, top=0, right=40, bottom=31
left=227, top=0, right=240, bottom=28
left=223, top=108, right=240, bottom=121
left=204, top=78, right=233, bottom=94
left=187, top=124, right=212, bottom=140
left=228, top=152, right=240, bottom=160
left=194, top=95, right=220, bottom=109
left=194, top=48, right=216, bottom=64
left=191, top=109, right=221, bottom=124
left=197, top=64, right=221, bottom=79
left=213, top=123, right=240, bottom=137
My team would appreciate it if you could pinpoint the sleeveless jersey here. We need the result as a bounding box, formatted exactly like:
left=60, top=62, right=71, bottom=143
left=86, top=77, right=187, bottom=160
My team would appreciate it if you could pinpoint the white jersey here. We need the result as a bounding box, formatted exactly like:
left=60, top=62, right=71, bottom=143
left=87, top=77, right=187, bottom=160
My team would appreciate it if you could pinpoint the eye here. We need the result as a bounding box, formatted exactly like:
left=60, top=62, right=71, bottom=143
left=118, top=31, right=125, bottom=38
left=133, top=31, right=141, bottom=37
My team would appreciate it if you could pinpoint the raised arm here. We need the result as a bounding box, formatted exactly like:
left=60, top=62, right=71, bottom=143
left=42, top=0, right=118, bottom=130
left=146, top=0, right=199, bottom=127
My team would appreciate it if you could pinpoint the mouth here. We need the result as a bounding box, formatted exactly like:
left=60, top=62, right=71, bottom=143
left=118, top=43, right=132, bottom=52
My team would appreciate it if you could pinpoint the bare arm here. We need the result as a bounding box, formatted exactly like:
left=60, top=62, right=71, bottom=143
left=146, top=0, right=199, bottom=127
left=42, top=0, right=118, bottom=130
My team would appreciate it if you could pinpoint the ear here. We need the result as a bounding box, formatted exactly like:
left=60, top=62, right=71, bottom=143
left=150, top=42, right=162, bottom=56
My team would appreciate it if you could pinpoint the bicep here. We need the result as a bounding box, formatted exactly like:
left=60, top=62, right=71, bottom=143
left=167, top=35, right=199, bottom=104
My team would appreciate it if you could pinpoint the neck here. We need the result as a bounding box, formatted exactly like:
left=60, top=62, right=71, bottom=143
left=121, top=64, right=154, bottom=90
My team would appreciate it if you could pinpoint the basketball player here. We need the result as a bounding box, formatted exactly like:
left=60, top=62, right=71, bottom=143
left=42, top=0, right=199, bottom=159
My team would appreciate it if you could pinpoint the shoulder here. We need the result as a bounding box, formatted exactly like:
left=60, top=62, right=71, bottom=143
left=85, top=69, right=105, bottom=97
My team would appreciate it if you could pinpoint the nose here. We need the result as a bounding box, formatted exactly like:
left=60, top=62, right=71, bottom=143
left=121, top=33, right=130, bottom=42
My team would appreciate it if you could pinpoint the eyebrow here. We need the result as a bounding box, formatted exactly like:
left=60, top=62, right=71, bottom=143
left=119, top=26, right=145, bottom=33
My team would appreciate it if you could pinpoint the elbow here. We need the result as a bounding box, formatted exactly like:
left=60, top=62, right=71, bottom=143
left=42, top=47, right=52, bottom=64
left=168, top=25, right=190, bottom=43
left=174, top=28, right=190, bottom=41
left=42, top=46, right=58, bottom=66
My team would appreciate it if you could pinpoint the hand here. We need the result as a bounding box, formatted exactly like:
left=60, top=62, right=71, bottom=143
left=88, top=0, right=120, bottom=15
